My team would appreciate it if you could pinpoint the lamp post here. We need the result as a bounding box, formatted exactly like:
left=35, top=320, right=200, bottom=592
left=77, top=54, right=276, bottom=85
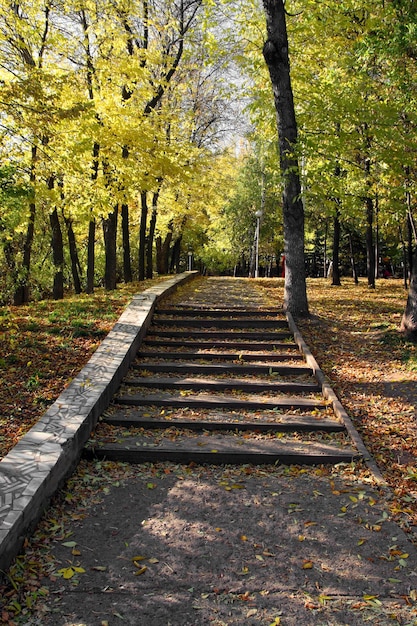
left=254, top=209, right=263, bottom=278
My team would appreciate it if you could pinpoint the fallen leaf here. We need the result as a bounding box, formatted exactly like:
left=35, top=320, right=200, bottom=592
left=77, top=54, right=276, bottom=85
left=134, top=566, right=147, bottom=576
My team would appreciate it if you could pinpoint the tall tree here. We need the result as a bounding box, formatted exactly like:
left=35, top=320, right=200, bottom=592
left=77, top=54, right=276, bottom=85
left=261, top=0, right=308, bottom=316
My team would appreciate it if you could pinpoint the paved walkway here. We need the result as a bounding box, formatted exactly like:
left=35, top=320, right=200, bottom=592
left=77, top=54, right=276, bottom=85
left=2, top=277, right=417, bottom=625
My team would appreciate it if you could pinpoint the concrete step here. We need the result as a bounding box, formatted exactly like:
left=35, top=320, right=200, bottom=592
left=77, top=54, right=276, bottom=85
left=152, top=318, right=289, bottom=328
left=103, top=410, right=345, bottom=432
left=84, top=434, right=358, bottom=466
left=133, top=362, right=312, bottom=376
left=116, top=392, right=325, bottom=411
left=123, top=376, right=321, bottom=393
left=137, top=350, right=303, bottom=361
left=143, top=339, right=300, bottom=352
left=147, top=330, right=293, bottom=340
left=155, top=308, right=284, bottom=318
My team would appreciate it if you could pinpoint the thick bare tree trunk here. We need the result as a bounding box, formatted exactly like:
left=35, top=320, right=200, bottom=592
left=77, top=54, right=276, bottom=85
left=262, top=0, right=308, bottom=316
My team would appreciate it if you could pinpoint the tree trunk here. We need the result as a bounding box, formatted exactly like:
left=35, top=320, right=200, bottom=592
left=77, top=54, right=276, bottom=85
left=121, top=202, right=132, bottom=283
left=138, top=191, right=148, bottom=281
left=64, top=215, right=82, bottom=294
left=147, top=207, right=157, bottom=279
left=348, top=232, right=359, bottom=285
left=86, top=142, right=100, bottom=294
left=14, top=145, right=37, bottom=305
left=366, top=196, right=375, bottom=289
left=48, top=175, right=64, bottom=300
left=156, top=222, right=173, bottom=274
left=399, top=224, right=408, bottom=289
left=332, top=207, right=341, bottom=286
left=170, top=235, right=183, bottom=273
left=102, top=205, right=118, bottom=290
left=408, top=211, right=414, bottom=283
left=262, top=0, right=308, bottom=316
left=401, top=248, right=417, bottom=340
left=49, top=206, right=64, bottom=300
left=86, top=218, right=96, bottom=294
left=146, top=184, right=162, bottom=279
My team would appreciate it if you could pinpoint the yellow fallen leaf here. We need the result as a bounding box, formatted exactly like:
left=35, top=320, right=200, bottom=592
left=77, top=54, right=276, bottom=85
left=72, top=548, right=81, bottom=556
left=148, top=557, right=159, bottom=564
left=132, top=556, right=147, bottom=562
left=59, top=567, right=75, bottom=579
left=255, top=554, right=264, bottom=561
left=134, top=566, right=147, bottom=576
left=240, top=535, right=248, bottom=541
left=302, top=560, right=314, bottom=569
left=298, top=535, right=306, bottom=542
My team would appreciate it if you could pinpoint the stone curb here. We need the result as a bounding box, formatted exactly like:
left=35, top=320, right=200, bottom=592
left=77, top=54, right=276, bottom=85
left=0, top=272, right=197, bottom=572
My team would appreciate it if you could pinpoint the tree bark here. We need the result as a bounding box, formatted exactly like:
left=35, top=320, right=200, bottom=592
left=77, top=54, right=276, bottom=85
left=102, top=205, right=118, bottom=290
left=147, top=206, right=157, bottom=279
left=49, top=206, right=64, bottom=300
left=86, top=142, right=100, bottom=294
left=138, top=191, right=148, bottom=281
left=86, top=218, right=96, bottom=294
left=366, top=195, right=375, bottom=289
left=64, top=215, right=82, bottom=294
left=401, top=248, right=417, bottom=340
left=14, top=145, right=37, bottom=305
left=122, top=202, right=132, bottom=282
left=348, top=232, right=359, bottom=285
left=332, top=207, right=341, bottom=286
left=262, top=0, right=308, bottom=316
left=156, top=222, right=173, bottom=274
left=170, top=235, right=183, bottom=273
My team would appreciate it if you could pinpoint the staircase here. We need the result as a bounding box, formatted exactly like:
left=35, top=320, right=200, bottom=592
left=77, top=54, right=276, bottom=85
left=84, top=301, right=360, bottom=466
